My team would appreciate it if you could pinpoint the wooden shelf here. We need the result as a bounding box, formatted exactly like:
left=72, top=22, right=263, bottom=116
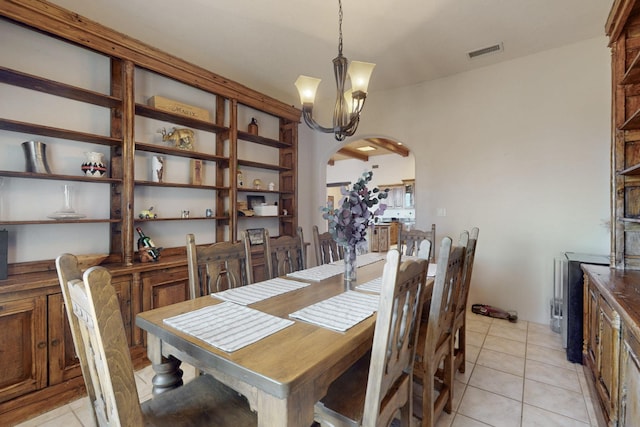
left=0, top=118, right=121, bottom=146
left=237, top=130, right=291, bottom=148
left=237, top=159, right=291, bottom=172
left=620, top=109, right=640, bottom=130
left=134, top=180, right=228, bottom=190
left=0, top=218, right=119, bottom=225
left=134, top=216, right=228, bottom=222
left=622, top=50, right=640, bottom=85
left=135, top=104, right=228, bottom=135
left=618, top=163, right=640, bottom=176
left=0, top=170, right=121, bottom=183
left=0, top=66, right=121, bottom=108
left=618, top=217, right=640, bottom=223
left=135, top=142, right=229, bottom=163
left=237, top=188, right=294, bottom=194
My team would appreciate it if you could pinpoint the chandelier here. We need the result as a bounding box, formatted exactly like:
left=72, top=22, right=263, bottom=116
left=295, top=0, right=375, bottom=141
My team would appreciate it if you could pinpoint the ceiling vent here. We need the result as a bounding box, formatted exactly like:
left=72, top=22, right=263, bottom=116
left=467, top=43, right=503, bottom=59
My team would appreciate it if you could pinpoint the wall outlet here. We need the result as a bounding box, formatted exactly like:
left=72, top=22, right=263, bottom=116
left=437, top=208, right=447, bottom=217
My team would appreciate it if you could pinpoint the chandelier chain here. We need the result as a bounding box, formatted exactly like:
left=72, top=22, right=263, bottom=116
left=338, top=0, right=343, bottom=55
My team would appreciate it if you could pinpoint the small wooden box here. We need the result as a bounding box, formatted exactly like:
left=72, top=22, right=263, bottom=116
left=190, top=159, right=204, bottom=185
left=148, top=96, right=211, bottom=122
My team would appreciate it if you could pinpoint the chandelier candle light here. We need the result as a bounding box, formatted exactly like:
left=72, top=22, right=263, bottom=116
left=295, top=0, right=375, bottom=141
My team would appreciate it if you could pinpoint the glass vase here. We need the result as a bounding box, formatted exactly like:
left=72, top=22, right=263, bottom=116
left=344, top=245, right=357, bottom=286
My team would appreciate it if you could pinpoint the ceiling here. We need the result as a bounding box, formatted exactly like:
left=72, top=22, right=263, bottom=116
left=48, top=0, right=614, bottom=161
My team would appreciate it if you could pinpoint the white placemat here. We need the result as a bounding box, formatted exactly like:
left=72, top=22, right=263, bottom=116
left=330, top=252, right=386, bottom=267
left=212, top=277, right=310, bottom=305
left=286, top=263, right=343, bottom=281
left=163, top=302, right=294, bottom=352
left=289, top=291, right=380, bottom=332
left=356, top=276, right=383, bottom=294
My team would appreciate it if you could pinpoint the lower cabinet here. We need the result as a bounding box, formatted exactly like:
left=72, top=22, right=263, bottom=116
left=619, top=327, right=640, bottom=425
left=582, top=265, right=640, bottom=427
left=595, top=294, right=620, bottom=423
left=139, top=265, right=190, bottom=346
left=371, top=226, right=389, bottom=252
left=0, top=262, right=186, bottom=422
left=0, top=295, right=47, bottom=404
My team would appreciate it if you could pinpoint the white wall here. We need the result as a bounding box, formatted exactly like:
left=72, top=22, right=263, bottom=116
left=298, top=36, right=611, bottom=324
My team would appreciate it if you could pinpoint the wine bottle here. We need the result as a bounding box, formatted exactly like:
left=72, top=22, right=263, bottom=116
left=136, top=227, right=159, bottom=261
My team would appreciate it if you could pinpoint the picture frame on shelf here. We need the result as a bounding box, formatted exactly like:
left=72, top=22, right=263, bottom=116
left=246, top=228, right=265, bottom=246
left=247, top=195, right=266, bottom=210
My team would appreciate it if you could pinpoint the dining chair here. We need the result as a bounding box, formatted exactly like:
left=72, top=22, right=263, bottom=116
left=313, top=225, right=343, bottom=265
left=55, top=253, right=99, bottom=427
left=398, top=223, right=436, bottom=262
left=413, top=236, right=466, bottom=427
left=265, top=227, right=306, bottom=278
left=416, top=239, right=432, bottom=260
left=186, top=233, right=253, bottom=297
left=313, top=249, right=428, bottom=427
left=453, top=227, right=479, bottom=373
left=55, top=254, right=257, bottom=426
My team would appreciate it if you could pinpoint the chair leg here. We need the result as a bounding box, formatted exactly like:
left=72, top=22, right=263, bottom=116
left=421, top=367, right=434, bottom=427
left=457, top=322, right=466, bottom=373
left=444, top=351, right=454, bottom=414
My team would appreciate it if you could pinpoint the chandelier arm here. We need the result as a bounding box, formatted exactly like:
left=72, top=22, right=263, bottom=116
left=301, top=107, right=336, bottom=134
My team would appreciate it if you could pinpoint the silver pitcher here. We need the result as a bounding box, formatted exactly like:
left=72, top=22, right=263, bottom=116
left=22, top=140, right=52, bottom=174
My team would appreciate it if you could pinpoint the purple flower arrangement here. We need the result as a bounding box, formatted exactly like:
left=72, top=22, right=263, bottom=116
left=322, top=171, right=389, bottom=248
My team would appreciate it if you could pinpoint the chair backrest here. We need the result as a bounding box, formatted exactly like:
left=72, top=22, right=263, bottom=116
left=416, top=239, right=432, bottom=261
left=362, top=249, right=427, bottom=426
left=65, top=261, right=144, bottom=425
left=312, top=225, right=343, bottom=265
left=456, top=227, right=479, bottom=317
left=423, top=236, right=466, bottom=357
left=265, top=227, right=306, bottom=278
left=398, top=223, right=436, bottom=262
left=55, top=254, right=99, bottom=427
left=186, top=233, right=253, bottom=298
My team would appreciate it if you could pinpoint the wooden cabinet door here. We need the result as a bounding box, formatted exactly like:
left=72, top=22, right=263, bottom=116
left=138, top=266, right=189, bottom=346
left=597, top=295, right=620, bottom=424
left=47, top=293, right=81, bottom=385
left=584, top=281, right=599, bottom=370
left=619, top=327, right=640, bottom=426
left=0, top=296, right=47, bottom=403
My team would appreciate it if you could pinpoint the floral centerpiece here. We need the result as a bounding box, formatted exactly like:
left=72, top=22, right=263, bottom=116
left=321, top=171, right=388, bottom=282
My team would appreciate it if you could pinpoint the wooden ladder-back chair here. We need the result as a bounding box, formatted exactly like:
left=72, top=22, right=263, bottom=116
left=186, top=233, right=253, bottom=298
left=55, top=254, right=256, bottom=427
left=314, top=250, right=428, bottom=427
left=453, top=227, right=479, bottom=373
left=416, top=239, right=432, bottom=261
left=313, top=225, right=343, bottom=265
left=413, top=237, right=466, bottom=427
left=265, top=227, right=306, bottom=278
left=399, top=223, right=436, bottom=262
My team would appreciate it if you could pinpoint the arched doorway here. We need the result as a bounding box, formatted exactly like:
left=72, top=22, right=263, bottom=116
left=324, top=136, right=417, bottom=247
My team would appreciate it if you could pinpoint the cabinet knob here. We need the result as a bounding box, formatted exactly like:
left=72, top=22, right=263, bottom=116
left=37, top=341, right=46, bottom=349
left=51, top=339, right=60, bottom=347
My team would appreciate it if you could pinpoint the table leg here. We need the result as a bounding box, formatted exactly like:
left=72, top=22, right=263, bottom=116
left=151, top=356, right=183, bottom=395
left=146, top=334, right=184, bottom=395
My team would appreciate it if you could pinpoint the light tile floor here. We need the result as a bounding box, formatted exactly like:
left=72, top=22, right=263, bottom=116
left=14, top=314, right=599, bottom=427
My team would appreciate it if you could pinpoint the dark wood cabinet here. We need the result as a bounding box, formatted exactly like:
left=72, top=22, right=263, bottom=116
left=582, top=265, right=640, bottom=427
left=619, top=326, right=640, bottom=425
left=0, top=295, right=47, bottom=404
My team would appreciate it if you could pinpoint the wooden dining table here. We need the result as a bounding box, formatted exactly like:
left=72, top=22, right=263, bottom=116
left=136, top=258, right=433, bottom=427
